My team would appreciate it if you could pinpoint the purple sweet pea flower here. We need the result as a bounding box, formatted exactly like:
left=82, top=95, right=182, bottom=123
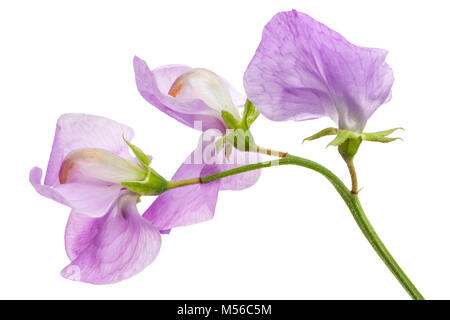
left=134, top=56, right=261, bottom=230
left=244, top=10, right=394, bottom=132
left=30, top=114, right=161, bottom=284
left=134, top=56, right=246, bottom=133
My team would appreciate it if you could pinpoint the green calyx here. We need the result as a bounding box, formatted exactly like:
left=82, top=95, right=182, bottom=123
left=337, top=135, right=362, bottom=161
left=221, top=99, right=260, bottom=131
left=123, top=135, right=151, bottom=167
left=121, top=137, right=168, bottom=195
left=303, top=127, right=404, bottom=161
left=218, top=99, right=260, bottom=158
left=121, top=168, right=168, bottom=196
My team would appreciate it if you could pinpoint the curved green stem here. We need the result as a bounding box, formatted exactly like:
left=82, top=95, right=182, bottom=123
left=197, top=154, right=424, bottom=300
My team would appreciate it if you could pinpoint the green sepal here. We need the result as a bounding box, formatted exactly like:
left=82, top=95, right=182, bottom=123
left=362, top=135, right=403, bottom=143
left=303, top=127, right=338, bottom=143
left=362, top=127, right=404, bottom=143
left=219, top=99, right=261, bottom=157
left=221, top=99, right=260, bottom=131
left=219, top=100, right=260, bottom=155
left=241, top=99, right=260, bottom=129
left=120, top=135, right=170, bottom=195
left=123, top=135, right=151, bottom=168
left=221, top=110, right=241, bottom=130
left=246, top=109, right=260, bottom=128
left=365, top=127, right=404, bottom=137
left=121, top=168, right=168, bottom=196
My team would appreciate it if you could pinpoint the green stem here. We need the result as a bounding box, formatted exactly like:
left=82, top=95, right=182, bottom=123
left=166, top=177, right=200, bottom=189
left=198, top=154, right=424, bottom=300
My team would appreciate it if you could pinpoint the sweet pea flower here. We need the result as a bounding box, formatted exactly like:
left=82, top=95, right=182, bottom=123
left=30, top=114, right=162, bottom=284
left=133, top=56, right=246, bottom=133
left=133, top=56, right=261, bottom=231
left=244, top=10, right=394, bottom=133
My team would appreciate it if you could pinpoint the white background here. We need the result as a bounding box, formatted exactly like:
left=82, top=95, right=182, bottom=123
left=1, top=0, right=449, bottom=300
